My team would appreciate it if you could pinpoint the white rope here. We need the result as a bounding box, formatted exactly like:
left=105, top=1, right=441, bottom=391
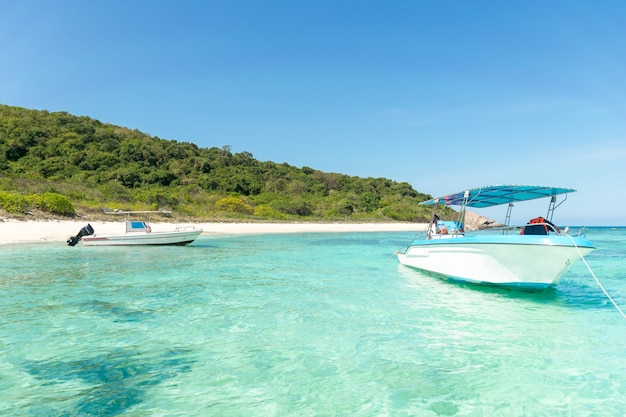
left=567, top=235, right=626, bottom=319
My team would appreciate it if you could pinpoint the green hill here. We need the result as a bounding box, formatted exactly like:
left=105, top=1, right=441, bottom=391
left=0, top=104, right=433, bottom=222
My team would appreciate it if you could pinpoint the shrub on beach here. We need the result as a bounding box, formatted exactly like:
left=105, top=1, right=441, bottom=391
left=215, top=196, right=254, bottom=215
left=0, top=191, right=29, bottom=214
left=253, top=204, right=286, bottom=219
left=28, top=192, right=76, bottom=216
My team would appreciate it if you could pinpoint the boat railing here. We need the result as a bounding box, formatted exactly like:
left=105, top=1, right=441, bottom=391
left=572, top=226, right=589, bottom=237
left=428, top=232, right=465, bottom=240
left=474, top=226, right=517, bottom=235
left=174, top=225, right=199, bottom=232
left=504, top=223, right=588, bottom=237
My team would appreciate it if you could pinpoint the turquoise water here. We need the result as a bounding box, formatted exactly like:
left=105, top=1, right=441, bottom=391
left=1, top=228, right=625, bottom=416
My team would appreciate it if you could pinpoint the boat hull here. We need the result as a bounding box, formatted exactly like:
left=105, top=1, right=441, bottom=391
left=397, top=234, right=595, bottom=290
left=82, top=229, right=202, bottom=246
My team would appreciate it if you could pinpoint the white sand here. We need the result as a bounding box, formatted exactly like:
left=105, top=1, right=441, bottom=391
left=0, top=219, right=427, bottom=244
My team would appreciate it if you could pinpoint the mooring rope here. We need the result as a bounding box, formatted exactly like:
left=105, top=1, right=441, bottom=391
left=567, top=235, right=626, bottom=319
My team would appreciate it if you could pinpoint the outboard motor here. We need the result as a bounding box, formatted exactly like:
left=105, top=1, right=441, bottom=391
left=67, top=224, right=94, bottom=246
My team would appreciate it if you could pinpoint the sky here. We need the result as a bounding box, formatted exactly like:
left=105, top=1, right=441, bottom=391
left=2, top=1, right=625, bottom=225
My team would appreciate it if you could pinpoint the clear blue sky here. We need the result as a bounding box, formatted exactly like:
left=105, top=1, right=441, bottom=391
left=2, top=1, right=625, bottom=225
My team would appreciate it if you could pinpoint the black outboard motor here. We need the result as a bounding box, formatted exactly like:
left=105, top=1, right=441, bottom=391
left=67, top=224, right=95, bottom=246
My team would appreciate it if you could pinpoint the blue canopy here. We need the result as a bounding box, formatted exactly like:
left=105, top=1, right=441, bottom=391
left=419, top=185, right=576, bottom=208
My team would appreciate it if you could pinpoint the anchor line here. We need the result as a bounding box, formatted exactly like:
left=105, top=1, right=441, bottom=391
left=567, top=235, right=626, bottom=319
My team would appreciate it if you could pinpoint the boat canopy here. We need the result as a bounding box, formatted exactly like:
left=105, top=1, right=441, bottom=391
left=419, top=185, right=576, bottom=208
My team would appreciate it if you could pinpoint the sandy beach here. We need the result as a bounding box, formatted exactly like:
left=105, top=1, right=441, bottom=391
left=0, top=219, right=427, bottom=245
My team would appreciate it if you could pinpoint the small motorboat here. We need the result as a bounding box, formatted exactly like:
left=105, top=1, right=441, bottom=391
left=396, top=185, right=595, bottom=291
left=68, top=210, right=202, bottom=246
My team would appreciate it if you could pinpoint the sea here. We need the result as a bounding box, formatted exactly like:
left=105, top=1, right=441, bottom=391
left=1, top=227, right=624, bottom=416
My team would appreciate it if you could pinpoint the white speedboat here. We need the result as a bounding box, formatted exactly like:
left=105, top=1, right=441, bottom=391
left=67, top=210, right=202, bottom=246
left=396, top=185, right=595, bottom=291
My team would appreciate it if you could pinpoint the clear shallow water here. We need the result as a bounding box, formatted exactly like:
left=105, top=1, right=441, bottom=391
left=1, top=228, right=624, bottom=416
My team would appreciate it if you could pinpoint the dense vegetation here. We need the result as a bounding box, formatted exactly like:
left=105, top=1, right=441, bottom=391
left=0, top=104, right=433, bottom=222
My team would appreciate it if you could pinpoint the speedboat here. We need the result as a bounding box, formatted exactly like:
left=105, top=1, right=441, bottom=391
left=67, top=210, right=202, bottom=246
left=396, top=185, right=595, bottom=291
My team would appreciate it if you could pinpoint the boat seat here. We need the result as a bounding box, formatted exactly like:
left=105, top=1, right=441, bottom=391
left=522, top=224, right=548, bottom=235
